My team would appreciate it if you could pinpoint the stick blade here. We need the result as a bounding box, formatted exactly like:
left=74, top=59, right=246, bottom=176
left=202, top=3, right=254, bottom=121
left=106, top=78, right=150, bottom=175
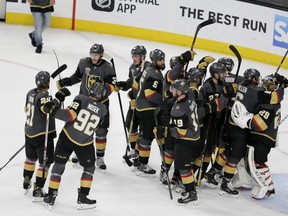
left=199, top=18, right=216, bottom=28
left=51, top=64, right=67, bottom=79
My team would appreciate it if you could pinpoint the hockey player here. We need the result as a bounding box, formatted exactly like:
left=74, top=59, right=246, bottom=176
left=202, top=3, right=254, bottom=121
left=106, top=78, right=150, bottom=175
left=56, top=43, right=116, bottom=171
left=43, top=81, right=107, bottom=210
left=170, top=79, right=201, bottom=204
left=157, top=51, right=196, bottom=187
left=194, top=62, right=228, bottom=182
left=204, top=69, right=284, bottom=197
left=133, top=48, right=166, bottom=177
left=232, top=74, right=287, bottom=199
left=115, top=45, right=151, bottom=160
left=23, top=71, right=70, bottom=201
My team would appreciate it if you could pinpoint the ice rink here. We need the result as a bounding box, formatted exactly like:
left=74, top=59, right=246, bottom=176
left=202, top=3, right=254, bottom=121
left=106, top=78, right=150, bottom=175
left=0, top=22, right=287, bottom=216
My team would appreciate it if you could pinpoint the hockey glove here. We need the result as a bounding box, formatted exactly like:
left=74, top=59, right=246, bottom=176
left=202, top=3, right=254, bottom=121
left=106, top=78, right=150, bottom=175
left=115, top=81, right=127, bottom=91
left=197, top=56, right=215, bottom=70
left=55, top=87, right=71, bottom=102
left=127, top=90, right=135, bottom=100
left=204, top=101, right=217, bottom=114
left=178, top=50, right=197, bottom=65
left=223, top=83, right=238, bottom=97
left=56, top=77, right=71, bottom=90
left=130, top=99, right=136, bottom=110
left=153, top=126, right=167, bottom=145
left=43, top=99, right=60, bottom=115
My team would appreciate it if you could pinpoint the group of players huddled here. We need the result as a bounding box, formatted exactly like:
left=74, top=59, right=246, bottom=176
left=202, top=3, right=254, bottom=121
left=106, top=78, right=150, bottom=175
left=23, top=43, right=288, bottom=209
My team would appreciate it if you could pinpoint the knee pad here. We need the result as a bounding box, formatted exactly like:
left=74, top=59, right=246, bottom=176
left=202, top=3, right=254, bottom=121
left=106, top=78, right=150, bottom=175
left=83, top=165, right=96, bottom=175
left=51, top=162, right=66, bottom=176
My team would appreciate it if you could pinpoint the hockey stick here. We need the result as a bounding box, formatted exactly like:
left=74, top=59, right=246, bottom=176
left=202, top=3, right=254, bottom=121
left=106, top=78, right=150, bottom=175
left=215, top=45, right=242, bottom=158
left=0, top=144, right=25, bottom=171
left=52, top=49, right=62, bottom=79
left=122, top=109, right=135, bottom=166
left=229, top=45, right=242, bottom=80
left=42, top=66, right=67, bottom=178
left=154, top=108, right=173, bottom=200
left=51, top=64, right=67, bottom=79
left=184, top=18, right=216, bottom=72
left=197, top=115, right=212, bottom=186
left=109, top=57, right=133, bottom=167
left=275, top=49, right=288, bottom=75
left=280, top=114, right=288, bottom=125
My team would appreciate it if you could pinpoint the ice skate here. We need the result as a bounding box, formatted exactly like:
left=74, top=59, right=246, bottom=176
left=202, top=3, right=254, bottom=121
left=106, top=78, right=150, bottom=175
left=77, top=188, right=96, bottom=210
left=219, top=178, right=239, bottom=198
left=43, top=190, right=58, bottom=211
left=135, top=163, right=156, bottom=178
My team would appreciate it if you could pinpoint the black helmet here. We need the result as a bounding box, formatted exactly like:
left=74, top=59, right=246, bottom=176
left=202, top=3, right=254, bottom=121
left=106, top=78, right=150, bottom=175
left=90, top=43, right=104, bottom=56
left=262, top=74, right=277, bottom=91
left=187, top=68, right=204, bottom=83
left=243, top=68, right=260, bottom=83
left=131, top=45, right=147, bottom=56
left=89, top=81, right=106, bottom=100
left=169, top=56, right=179, bottom=69
left=35, top=71, right=50, bottom=87
left=218, top=57, right=234, bottom=72
left=209, top=62, right=226, bottom=77
left=171, top=79, right=188, bottom=93
left=150, top=49, right=165, bottom=62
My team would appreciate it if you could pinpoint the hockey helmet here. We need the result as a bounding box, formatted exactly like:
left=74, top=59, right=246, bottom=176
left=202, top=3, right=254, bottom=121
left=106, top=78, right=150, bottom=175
left=243, top=68, right=260, bottom=84
left=209, top=62, right=226, bottom=77
left=90, top=43, right=104, bottom=56
left=187, top=67, right=204, bottom=83
left=262, top=74, right=277, bottom=91
left=171, top=79, right=188, bottom=93
left=35, top=71, right=50, bottom=87
left=89, top=81, right=106, bottom=100
left=218, top=57, right=234, bottom=72
left=169, top=56, right=179, bottom=69
left=131, top=45, right=147, bottom=56
left=150, top=49, right=165, bottom=62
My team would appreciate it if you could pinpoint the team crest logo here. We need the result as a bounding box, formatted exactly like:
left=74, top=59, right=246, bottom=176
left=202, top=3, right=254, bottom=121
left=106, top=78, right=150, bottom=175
left=85, top=68, right=100, bottom=90
left=92, top=0, right=115, bottom=12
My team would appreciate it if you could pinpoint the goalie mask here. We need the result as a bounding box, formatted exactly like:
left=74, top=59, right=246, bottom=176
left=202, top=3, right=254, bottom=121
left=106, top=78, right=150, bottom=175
left=262, top=75, right=277, bottom=91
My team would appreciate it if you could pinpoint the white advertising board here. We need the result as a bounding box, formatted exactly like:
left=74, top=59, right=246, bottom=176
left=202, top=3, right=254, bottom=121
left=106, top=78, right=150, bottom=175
left=5, top=0, right=288, bottom=60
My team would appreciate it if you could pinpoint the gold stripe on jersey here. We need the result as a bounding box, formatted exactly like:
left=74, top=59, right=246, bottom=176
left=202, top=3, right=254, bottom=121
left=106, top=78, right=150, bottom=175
left=49, top=179, right=60, bottom=190
left=181, top=172, right=194, bottom=184
left=252, top=114, right=268, bottom=131
left=180, top=136, right=200, bottom=141
left=270, top=91, right=280, bottom=104
left=132, top=80, right=138, bottom=91
left=215, top=98, right=221, bottom=112
left=176, top=128, right=187, bottom=137
left=80, top=178, right=92, bottom=188
left=24, top=161, right=35, bottom=171
left=25, top=129, right=56, bottom=138
left=136, top=107, right=157, bottom=112
left=144, top=89, right=157, bottom=99
left=63, top=128, right=94, bottom=146
left=67, top=108, right=77, bottom=121
left=250, top=131, right=276, bottom=142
